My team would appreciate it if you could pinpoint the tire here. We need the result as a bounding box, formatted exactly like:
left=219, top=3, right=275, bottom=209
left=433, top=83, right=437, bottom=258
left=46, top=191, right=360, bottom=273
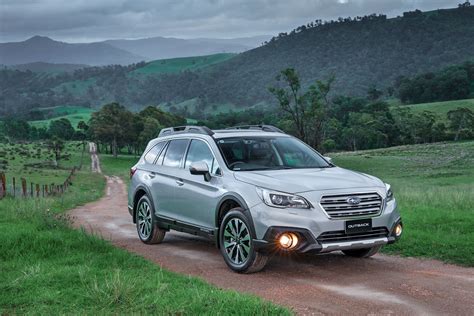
left=218, top=209, right=268, bottom=273
left=135, top=195, right=166, bottom=244
left=342, top=245, right=382, bottom=258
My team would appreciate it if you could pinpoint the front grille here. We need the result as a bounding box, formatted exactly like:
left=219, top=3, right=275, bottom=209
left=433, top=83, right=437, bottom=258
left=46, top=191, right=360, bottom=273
left=320, top=192, right=382, bottom=218
left=317, top=227, right=389, bottom=243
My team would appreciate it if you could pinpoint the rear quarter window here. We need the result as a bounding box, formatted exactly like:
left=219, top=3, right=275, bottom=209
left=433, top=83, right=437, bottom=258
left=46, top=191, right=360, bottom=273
left=143, top=142, right=166, bottom=164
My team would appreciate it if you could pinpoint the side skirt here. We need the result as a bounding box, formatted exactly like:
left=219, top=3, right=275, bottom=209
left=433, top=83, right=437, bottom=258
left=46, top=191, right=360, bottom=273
left=155, top=215, right=218, bottom=243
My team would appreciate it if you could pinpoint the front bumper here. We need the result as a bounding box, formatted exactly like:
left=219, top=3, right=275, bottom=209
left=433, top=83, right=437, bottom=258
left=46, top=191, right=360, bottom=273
left=250, top=198, right=402, bottom=254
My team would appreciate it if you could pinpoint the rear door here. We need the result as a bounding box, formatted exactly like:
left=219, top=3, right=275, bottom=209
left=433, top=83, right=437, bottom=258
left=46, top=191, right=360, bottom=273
left=174, top=139, right=224, bottom=228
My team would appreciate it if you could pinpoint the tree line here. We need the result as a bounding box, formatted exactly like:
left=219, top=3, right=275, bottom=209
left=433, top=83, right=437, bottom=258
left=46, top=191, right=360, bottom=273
left=1, top=68, right=473, bottom=156
left=395, top=61, right=474, bottom=104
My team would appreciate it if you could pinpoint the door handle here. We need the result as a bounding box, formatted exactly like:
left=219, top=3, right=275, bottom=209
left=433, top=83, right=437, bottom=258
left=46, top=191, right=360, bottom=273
left=176, top=179, right=184, bottom=186
left=148, top=172, right=156, bottom=179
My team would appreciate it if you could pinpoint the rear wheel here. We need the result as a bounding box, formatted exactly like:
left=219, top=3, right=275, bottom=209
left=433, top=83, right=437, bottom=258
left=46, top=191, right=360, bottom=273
left=219, top=209, right=268, bottom=273
left=342, top=245, right=381, bottom=258
left=136, top=195, right=166, bottom=244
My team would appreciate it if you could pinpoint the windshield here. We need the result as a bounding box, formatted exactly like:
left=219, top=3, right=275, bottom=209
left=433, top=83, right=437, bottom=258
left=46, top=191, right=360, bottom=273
left=216, top=136, right=332, bottom=171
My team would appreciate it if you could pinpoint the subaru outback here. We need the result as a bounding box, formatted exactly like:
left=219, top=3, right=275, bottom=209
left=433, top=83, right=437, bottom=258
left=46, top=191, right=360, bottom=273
left=128, top=125, right=402, bottom=273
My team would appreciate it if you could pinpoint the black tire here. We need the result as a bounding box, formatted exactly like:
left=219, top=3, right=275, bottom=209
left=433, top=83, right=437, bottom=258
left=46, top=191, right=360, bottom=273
left=219, top=209, right=268, bottom=273
left=135, top=195, right=166, bottom=244
left=342, top=245, right=381, bottom=258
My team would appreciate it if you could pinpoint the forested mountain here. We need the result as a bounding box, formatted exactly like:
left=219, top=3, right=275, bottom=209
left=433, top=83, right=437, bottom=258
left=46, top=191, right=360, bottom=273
left=104, top=35, right=269, bottom=60
left=1, top=5, right=474, bottom=117
left=0, top=36, right=142, bottom=65
left=154, top=5, right=474, bottom=107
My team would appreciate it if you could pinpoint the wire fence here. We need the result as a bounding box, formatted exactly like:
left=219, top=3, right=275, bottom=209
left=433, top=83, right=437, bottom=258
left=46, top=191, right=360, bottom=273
left=0, top=167, right=77, bottom=199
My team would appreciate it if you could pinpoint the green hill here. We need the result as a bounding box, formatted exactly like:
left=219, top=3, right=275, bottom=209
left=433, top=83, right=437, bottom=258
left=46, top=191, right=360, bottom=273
left=3, top=5, right=474, bottom=117
left=130, top=53, right=235, bottom=76
left=397, top=99, right=474, bottom=117
left=29, top=106, right=94, bottom=130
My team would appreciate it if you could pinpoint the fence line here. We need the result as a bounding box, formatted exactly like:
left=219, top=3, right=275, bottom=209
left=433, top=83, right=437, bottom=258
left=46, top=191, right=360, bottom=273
left=0, top=167, right=77, bottom=200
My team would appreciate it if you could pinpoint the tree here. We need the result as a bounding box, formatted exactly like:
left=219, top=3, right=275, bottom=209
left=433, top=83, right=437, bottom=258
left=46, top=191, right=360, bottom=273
left=269, top=68, right=333, bottom=149
left=48, top=118, right=75, bottom=140
left=367, top=85, right=383, bottom=101
left=2, top=119, right=31, bottom=140
left=447, top=107, right=474, bottom=140
left=46, top=136, right=65, bottom=167
left=89, top=103, right=133, bottom=157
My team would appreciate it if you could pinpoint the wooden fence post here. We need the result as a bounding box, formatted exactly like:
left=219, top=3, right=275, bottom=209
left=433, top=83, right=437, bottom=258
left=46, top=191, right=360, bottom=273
left=0, top=172, right=6, bottom=198
left=45, top=185, right=48, bottom=196
left=36, top=184, right=40, bottom=198
left=21, top=178, right=27, bottom=197
left=30, top=182, right=34, bottom=197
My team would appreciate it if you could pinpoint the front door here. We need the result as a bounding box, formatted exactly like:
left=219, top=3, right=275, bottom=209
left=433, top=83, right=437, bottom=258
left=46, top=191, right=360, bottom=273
left=174, top=139, right=223, bottom=228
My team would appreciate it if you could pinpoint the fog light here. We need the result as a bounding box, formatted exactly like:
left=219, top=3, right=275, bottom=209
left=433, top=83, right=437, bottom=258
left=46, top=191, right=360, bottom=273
left=394, top=223, right=403, bottom=237
left=278, top=232, right=299, bottom=250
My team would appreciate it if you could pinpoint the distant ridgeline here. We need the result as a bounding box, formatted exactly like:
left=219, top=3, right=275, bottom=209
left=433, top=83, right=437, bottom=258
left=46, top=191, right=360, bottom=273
left=1, top=4, right=474, bottom=117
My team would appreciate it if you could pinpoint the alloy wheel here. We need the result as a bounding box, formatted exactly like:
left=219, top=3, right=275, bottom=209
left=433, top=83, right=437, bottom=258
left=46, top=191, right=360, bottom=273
left=137, top=200, right=152, bottom=239
left=223, top=218, right=251, bottom=265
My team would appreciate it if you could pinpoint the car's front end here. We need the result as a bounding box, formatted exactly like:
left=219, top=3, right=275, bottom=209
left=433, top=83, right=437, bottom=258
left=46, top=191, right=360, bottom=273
left=229, top=162, right=402, bottom=256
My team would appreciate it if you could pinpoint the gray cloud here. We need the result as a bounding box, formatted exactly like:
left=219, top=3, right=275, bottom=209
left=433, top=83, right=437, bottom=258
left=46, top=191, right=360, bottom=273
left=0, top=0, right=463, bottom=42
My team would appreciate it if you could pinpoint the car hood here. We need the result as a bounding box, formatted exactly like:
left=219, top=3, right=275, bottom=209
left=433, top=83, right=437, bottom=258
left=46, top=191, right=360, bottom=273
left=233, top=167, right=384, bottom=193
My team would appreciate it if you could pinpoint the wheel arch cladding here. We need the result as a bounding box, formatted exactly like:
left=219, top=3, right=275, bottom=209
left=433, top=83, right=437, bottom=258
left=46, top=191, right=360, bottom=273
left=132, top=186, right=152, bottom=223
left=215, top=193, right=249, bottom=227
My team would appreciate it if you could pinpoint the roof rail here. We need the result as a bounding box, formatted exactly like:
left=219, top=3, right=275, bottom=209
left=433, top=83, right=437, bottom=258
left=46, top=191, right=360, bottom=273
left=225, top=125, right=284, bottom=133
left=158, top=125, right=215, bottom=137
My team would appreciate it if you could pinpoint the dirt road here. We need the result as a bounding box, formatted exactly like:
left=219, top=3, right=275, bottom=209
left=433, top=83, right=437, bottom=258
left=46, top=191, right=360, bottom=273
left=70, top=151, right=474, bottom=315
left=88, top=142, right=101, bottom=173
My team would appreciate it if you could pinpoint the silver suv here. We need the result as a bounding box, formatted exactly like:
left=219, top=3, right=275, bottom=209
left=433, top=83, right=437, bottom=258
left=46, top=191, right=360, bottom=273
left=128, top=125, right=402, bottom=273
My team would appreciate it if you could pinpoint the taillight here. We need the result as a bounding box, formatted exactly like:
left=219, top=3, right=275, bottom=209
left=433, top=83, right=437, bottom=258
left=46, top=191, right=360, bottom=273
left=130, top=167, right=137, bottom=179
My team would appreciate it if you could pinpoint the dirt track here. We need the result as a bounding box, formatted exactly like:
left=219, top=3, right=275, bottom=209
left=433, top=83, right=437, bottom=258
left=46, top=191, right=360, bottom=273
left=70, top=174, right=474, bottom=315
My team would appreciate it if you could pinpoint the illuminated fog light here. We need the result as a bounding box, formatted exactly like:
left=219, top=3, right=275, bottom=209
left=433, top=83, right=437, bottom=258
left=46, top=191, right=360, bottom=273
left=394, top=223, right=403, bottom=237
left=278, top=232, right=299, bottom=249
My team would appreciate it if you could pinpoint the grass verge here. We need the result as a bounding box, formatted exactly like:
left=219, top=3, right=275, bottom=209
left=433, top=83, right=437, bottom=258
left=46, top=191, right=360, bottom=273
left=332, top=141, right=474, bottom=266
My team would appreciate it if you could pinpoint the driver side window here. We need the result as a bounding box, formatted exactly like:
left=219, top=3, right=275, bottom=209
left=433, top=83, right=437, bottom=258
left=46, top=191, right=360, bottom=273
left=185, top=140, right=221, bottom=175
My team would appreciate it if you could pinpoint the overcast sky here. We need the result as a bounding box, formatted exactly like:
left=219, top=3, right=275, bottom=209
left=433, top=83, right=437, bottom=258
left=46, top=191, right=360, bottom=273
left=0, top=0, right=463, bottom=43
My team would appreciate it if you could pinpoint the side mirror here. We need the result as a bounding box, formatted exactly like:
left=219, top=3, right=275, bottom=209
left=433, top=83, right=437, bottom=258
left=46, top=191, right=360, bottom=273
left=189, top=161, right=211, bottom=182
left=324, top=156, right=333, bottom=164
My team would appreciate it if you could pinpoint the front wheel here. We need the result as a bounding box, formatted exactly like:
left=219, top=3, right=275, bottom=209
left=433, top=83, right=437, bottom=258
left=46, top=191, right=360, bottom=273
left=135, top=195, right=166, bottom=244
left=342, top=245, right=381, bottom=258
left=219, top=209, right=268, bottom=273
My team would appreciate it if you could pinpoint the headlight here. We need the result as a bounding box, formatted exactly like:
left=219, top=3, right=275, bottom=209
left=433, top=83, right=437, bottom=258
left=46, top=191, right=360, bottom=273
left=256, top=187, right=310, bottom=209
left=385, top=183, right=394, bottom=201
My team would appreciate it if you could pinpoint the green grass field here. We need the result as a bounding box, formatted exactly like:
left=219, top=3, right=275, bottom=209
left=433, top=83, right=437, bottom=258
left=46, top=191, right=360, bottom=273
left=331, top=141, right=474, bottom=266
left=131, top=53, right=235, bottom=76
left=29, top=106, right=94, bottom=130
left=0, top=141, right=88, bottom=185
left=392, top=98, right=474, bottom=118
left=0, top=142, right=287, bottom=314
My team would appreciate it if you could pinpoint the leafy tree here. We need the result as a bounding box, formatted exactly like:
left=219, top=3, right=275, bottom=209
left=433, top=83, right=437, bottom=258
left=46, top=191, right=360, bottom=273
left=447, top=107, right=474, bottom=140
left=269, top=68, right=333, bottom=149
left=367, top=85, right=383, bottom=101
left=2, top=119, right=31, bottom=140
left=48, top=118, right=75, bottom=140
left=89, top=103, right=133, bottom=157
left=46, top=136, right=65, bottom=167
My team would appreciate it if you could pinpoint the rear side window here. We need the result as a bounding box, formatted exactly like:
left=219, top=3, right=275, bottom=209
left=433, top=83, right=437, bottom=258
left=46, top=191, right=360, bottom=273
left=144, top=142, right=165, bottom=164
left=162, top=139, right=189, bottom=168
